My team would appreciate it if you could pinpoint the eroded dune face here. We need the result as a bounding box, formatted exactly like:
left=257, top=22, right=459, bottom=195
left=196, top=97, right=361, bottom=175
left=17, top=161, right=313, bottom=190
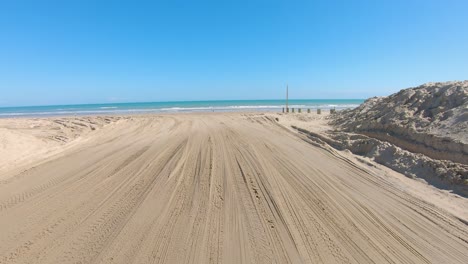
left=326, top=81, right=468, bottom=191
left=0, top=114, right=467, bottom=264
left=333, top=81, right=468, bottom=164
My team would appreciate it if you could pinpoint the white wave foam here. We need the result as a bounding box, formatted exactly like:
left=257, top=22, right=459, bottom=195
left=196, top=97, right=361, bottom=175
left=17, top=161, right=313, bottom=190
left=0, top=104, right=360, bottom=117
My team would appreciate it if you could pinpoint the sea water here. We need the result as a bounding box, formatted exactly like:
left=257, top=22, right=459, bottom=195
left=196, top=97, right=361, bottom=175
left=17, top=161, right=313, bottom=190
left=0, top=99, right=363, bottom=117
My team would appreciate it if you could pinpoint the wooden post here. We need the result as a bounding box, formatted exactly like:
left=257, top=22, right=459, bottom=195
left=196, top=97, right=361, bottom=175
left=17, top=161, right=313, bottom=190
left=307, top=108, right=310, bottom=113
left=286, top=85, right=289, bottom=114
left=298, top=108, right=301, bottom=113
left=317, top=108, right=321, bottom=114
left=292, top=108, right=295, bottom=113
left=282, top=107, right=284, bottom=113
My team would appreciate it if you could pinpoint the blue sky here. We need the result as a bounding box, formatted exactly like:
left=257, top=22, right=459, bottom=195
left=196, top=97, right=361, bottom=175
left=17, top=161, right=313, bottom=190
left=0, top=0, right=467, bottom=106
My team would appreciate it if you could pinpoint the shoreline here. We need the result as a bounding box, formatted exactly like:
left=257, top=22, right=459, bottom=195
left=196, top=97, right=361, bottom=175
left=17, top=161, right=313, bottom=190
left=0, top=108, right=339, bottom=120
left=0, top=99, right=363, bottom=118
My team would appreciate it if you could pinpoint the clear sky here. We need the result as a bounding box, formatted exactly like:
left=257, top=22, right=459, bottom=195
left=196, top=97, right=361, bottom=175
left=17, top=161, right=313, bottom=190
left=0, top=0, right=467, bottom=106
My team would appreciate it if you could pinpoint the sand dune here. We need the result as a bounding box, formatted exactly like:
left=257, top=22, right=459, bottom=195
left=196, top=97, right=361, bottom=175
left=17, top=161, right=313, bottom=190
left=0, top=116, right=123, bottom=177
left=333, top=81, right=468, bottom=164
left=0, top=113, right=467, bottom=263
left=327, top=81, right=468, bottom=194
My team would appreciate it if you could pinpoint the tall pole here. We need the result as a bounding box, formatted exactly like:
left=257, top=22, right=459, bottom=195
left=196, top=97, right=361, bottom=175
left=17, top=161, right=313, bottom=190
left=286, top=84, right=289, bottom=112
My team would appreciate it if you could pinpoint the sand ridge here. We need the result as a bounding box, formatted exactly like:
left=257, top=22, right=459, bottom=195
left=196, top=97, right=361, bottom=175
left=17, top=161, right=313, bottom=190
left=0, top=116, right=124, bottom=177
left=0, top=113, right=467, bottom=263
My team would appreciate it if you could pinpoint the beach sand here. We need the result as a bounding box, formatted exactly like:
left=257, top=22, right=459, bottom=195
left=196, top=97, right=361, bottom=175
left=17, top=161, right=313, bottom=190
left=0, top=113, right=467, bottom=263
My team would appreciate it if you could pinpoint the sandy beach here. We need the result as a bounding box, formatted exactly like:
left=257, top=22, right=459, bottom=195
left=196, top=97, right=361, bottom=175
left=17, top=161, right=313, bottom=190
left=2, top=0, right=467, bottom=262
left=0, top=112, right=467, bottom=263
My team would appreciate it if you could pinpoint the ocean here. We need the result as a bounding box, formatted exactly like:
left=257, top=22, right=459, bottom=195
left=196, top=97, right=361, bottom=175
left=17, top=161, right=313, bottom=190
left=0, top=99, right=363, bottom=117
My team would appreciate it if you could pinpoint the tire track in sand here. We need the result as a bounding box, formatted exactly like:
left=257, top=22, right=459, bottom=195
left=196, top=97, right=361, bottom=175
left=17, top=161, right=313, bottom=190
left=0, top=114, right=467, bottom=264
